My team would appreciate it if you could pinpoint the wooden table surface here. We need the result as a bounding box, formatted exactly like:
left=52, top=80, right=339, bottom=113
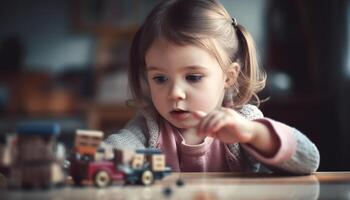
left=2, top=172, right=350, bottom=200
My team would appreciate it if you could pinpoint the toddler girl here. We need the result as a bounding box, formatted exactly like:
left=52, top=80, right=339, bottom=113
left=105, top=0, right=320, bottom=174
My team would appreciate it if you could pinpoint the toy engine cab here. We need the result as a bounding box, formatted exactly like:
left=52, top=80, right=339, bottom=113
left=9, top=122, right=65, bottom=189
left=74, top=129, right=103, bottom=161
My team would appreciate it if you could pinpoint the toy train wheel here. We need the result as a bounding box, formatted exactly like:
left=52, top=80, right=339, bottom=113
left=94, top=170, right=111, bottom=188
left=141, top=170, right=154, bottom=186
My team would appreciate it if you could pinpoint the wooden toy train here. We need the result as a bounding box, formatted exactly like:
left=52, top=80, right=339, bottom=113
left=0, top=124, right=171, bottom=189
left=69, top=130, right=172, bottom=187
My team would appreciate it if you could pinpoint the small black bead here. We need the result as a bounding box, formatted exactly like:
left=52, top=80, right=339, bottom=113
left=163, top=186, right=172, bottom=196
left=176, top=178, right=184, bottom=187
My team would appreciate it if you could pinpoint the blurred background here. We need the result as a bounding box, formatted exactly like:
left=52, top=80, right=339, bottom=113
left=0, top=0, right=349, bottom=171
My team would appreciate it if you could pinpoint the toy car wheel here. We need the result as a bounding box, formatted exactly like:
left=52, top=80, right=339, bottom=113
left=141, top=170, right=154, bottom=186
left=94, top=170, right=111, bottom=188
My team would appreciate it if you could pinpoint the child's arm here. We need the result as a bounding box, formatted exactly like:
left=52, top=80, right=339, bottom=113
left=193, top=106, right=320, bottom=174
left=246, top=120, right=280, bottom=157
left=241, top=118, right=320, bottom=174
left=184, top=109, right=280, bottom=157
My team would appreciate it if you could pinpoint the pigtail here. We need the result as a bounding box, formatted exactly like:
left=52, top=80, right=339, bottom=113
left=233, top=24, right=266, bottom=107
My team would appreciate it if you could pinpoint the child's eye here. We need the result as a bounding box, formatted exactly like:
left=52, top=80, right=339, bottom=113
left=152, top=76, right=168, bottom=84
left=186, top=74, right=203, bottom=82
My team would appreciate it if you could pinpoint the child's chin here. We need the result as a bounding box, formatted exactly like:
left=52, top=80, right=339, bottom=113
left=171, top=119, right=198, bottom=129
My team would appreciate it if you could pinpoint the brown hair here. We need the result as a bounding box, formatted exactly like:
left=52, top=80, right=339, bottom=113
left=128, top=0, right=266, bottom=109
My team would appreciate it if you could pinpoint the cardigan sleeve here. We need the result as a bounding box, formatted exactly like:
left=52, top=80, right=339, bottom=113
left=242, top=118, right=320, bottom=174
left=104, top=112, right=148, bottom=149
left=234, top=104, right=320, bottom=174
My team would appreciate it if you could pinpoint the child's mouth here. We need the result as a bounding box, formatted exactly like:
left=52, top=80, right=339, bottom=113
left=170, top=109, right=191, bottom=120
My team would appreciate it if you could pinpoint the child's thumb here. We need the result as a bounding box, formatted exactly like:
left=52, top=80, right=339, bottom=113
left=192, top=110, right=207, bottom=119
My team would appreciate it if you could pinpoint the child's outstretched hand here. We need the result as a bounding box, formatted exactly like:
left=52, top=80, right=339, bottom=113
left=192, top=108, right=280, bottom=156
left=193, top=108, right=255, bottom=144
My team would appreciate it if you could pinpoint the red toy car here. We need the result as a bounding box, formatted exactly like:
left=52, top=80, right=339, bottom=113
left=69, top=157, right=124, bottom=187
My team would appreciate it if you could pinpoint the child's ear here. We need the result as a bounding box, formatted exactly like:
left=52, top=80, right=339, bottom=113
left=225, top=62, right=240, bottom=88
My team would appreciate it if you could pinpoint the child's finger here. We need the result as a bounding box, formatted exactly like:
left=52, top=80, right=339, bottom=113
left=207, top=114, right=225, bottom=133
left=202, top=113, right=221, bottom=135
left=191, top=111, right=207, bottom=136
left=192, top=110, right=207, bottom=119
left=210, top=120, right=226, bottom=135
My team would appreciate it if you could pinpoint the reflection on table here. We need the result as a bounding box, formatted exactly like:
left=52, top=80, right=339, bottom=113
left=2, top=172, right=350, bottom=200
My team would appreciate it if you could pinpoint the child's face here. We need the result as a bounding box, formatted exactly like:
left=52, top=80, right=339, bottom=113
left=145, top=39, right=228, bottom=129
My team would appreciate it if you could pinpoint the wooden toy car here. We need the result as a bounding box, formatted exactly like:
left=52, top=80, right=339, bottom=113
left=118, top=148, right=172, bottom=186
left=69, top=141, right=123, bottom=187
left=68, top=129, right=111, bottom=185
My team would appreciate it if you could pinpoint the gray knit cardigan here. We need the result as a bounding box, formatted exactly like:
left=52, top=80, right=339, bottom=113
left=105, top=104, right=320, bottom=174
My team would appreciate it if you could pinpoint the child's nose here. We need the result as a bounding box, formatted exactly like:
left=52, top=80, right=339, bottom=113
left=168, top=82, right=186, bottom=100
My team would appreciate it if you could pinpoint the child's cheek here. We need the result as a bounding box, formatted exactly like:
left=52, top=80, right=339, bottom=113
left=191, top=93, right=223, bottom=113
